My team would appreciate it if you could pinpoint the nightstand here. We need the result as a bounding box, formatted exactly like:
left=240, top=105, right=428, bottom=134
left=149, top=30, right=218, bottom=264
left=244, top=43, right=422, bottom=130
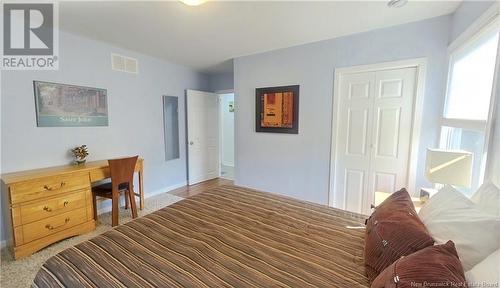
left=374, top=191, right=424, bottom=212
left=419, top=187, right=438, bottom=203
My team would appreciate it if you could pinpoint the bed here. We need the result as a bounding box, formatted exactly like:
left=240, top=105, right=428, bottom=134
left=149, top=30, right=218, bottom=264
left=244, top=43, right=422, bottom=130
left=33, top=185, right=369, bottom=287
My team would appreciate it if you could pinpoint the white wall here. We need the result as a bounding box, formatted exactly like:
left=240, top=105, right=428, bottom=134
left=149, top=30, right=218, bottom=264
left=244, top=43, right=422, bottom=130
left=220, top=93, right=235, bottom=167
left=0, top=30, right=208, bottom=241
left=234, top=16, right=451, bottom=204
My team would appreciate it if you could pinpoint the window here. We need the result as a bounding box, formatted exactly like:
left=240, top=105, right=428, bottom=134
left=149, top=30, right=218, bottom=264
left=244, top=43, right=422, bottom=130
left=445, top=30, right=499, bottom=120
left=440, top=17, right=499, bottom=195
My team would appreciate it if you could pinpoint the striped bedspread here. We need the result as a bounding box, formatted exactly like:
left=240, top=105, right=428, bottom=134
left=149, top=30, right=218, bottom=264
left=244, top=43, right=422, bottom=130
left=33, top=185, right=369, bottom=287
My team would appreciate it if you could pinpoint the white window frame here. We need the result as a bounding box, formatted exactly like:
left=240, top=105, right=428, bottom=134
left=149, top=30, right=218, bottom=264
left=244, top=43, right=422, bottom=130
left=441, top=7, right=500, bottom=186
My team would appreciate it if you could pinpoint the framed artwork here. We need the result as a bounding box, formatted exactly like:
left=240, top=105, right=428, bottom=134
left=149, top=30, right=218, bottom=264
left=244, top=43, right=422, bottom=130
left=33, top=81, right=108, bottom=127
left=256, top=85, right=299, bottom=134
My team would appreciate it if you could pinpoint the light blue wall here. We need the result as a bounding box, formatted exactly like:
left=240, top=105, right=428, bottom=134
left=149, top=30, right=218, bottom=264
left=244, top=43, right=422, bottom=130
left=208, top=72, right=234, bottom=92
left=234, top=16, right=451, bottom=204
left=450, top=1, right=496, bottom=43
left=1, top=30, right=209, bottom=242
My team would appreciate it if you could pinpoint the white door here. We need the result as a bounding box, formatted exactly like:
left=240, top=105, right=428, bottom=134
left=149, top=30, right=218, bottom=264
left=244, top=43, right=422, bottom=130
left=336, top=72, right=375, bottom=214
left=335, top=67, right=417, bottom=214
left=186, top=90, right=220, bottom=185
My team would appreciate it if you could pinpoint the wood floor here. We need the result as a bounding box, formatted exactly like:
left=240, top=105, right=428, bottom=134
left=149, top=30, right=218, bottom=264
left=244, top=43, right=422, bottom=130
left=168, top=178, right=233, bottom=198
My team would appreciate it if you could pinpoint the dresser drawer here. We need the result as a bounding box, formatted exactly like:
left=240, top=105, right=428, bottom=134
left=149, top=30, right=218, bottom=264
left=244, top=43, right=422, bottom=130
left=18, top=190, right=87, bottom=225
left=89, top=167, right=110, bottom=182
left=22, top=207, right=88, bottom=243
left=10, top=174, right=90, bottom=204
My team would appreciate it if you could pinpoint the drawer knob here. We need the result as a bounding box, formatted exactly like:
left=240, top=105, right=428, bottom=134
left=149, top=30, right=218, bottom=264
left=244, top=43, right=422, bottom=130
left=43, top=182, right=66, bottom=191
left=63, top=201, right=69, bottom=207
left=45, top=217, right=70, bottom=230
left=43, top=206, right=52, bottom=212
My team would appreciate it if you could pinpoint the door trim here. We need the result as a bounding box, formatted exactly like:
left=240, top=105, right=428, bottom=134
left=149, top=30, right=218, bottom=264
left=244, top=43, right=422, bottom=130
left=328, top=58, right=427, bottom=207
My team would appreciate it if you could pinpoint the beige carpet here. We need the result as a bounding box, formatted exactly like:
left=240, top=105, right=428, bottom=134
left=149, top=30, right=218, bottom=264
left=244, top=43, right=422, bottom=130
left=0, top=192, right=183, bottom=288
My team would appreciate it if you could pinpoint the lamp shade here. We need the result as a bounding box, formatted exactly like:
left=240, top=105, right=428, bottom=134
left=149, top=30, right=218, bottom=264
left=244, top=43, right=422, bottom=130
left=425, top=149, right=473, bottom=188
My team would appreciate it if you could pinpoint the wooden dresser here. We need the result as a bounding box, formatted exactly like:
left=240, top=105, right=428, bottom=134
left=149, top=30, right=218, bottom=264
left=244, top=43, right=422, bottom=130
left=1, top=159, right=144, bottom=259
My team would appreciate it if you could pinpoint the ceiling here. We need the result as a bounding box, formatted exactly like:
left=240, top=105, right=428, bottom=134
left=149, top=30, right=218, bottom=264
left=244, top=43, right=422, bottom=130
left=59, top=1, right=461, bottom=74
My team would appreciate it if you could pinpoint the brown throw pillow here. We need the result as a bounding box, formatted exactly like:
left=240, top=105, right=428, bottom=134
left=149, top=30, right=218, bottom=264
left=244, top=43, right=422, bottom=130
left=371, top=241, right=468, bottom=288
left=364, top=188, right=434, bottom=282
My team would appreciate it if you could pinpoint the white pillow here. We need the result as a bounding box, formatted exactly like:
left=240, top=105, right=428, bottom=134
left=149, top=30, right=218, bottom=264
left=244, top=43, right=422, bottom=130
left=418, top=185, right=500, bottom=271
left=471, top=181, right=500, bottom=217
left=465, top=249, right=500, bottom=286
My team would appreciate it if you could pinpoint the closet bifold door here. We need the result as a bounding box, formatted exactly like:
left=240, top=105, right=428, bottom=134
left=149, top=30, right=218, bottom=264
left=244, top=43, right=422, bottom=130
left=336, top=71, right=376, bottom=214
left=335, top=67, right=417, bottom=215
left=367, top=68, right=416, bottom=214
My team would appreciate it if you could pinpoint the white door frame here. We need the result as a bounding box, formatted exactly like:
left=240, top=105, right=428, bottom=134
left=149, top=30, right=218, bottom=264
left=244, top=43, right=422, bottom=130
left=218, top=94, right=223, bottom=178
left=215, top=89, right=235, bottom=94
left=484, top=34, right=499, bottom=183
left=328, top=58, right=427, bottom=207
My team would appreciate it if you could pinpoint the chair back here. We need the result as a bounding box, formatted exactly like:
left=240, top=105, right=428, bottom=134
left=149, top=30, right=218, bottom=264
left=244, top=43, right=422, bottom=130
left=108, top=156, right=139, bottom=191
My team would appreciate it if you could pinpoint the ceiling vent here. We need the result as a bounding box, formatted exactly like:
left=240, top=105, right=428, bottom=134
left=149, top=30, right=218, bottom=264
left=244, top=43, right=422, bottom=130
left=111, top=53, right=138, bottom=74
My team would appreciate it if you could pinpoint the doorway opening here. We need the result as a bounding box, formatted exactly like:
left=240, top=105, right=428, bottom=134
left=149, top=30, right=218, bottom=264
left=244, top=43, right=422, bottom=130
left=219, top=92, right=235, bottom=180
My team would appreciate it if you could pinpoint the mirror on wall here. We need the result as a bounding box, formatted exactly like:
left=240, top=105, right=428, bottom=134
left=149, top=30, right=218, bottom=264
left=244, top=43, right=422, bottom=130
left=163, top=96, right=180, bottom=161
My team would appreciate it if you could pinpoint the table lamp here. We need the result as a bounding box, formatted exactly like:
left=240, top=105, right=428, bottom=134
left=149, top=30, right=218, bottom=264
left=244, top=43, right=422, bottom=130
left=424, top=148, right=473, bottom=200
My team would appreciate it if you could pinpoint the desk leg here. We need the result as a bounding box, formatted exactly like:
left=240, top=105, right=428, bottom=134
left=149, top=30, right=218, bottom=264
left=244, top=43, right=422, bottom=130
left=138, top=167, right=144, bottom=210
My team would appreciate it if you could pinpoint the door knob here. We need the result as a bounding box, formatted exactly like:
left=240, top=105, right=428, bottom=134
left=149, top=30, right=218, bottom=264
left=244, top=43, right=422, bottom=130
left=189, top=141, right=194, bottom=145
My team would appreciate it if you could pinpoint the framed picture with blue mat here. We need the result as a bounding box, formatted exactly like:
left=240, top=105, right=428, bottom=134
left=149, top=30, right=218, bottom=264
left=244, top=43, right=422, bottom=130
left=33, top=81, right=108, bottom=127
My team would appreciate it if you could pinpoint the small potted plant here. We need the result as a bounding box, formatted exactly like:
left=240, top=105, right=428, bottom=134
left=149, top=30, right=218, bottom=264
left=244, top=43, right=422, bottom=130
left=71, top=145, right=89, bottom=165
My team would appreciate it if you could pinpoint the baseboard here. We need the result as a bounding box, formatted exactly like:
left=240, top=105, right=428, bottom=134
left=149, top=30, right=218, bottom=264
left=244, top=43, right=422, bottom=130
left=147, top=181, right=187, bottom=198
left=1, top=239, right=7, bottom=250
left=96, top=181, right=187, bottom=215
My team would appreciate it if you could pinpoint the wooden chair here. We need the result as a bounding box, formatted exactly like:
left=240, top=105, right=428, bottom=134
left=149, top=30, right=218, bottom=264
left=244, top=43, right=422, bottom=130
left=92, top=156, right=139, bottom=227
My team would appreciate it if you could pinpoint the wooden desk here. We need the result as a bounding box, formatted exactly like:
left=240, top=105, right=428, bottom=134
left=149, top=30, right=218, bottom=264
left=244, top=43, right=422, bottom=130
left=1, top=158, right=144, bottom=259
